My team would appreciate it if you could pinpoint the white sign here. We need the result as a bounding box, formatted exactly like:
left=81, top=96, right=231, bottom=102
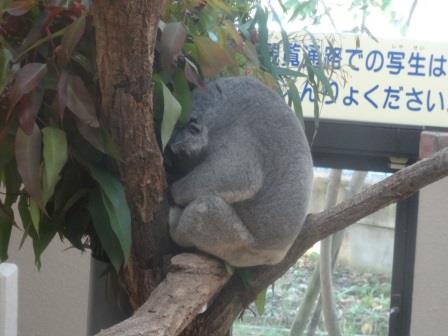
left=270, top=35, right=448, bottom=128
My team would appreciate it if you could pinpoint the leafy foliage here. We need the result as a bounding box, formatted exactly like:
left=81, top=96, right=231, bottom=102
left=0, top=0, right=343, bottom=270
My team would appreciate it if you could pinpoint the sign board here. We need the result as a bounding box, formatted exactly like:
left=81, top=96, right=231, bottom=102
left=269, top=35, right=448, bottom=128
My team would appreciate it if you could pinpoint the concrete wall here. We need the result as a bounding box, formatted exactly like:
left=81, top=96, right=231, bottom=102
left=411, top=177, right=448, bottom=336
left=312, top=171, right=396, bottom=274
left=8, top=228, right=90, bottom=336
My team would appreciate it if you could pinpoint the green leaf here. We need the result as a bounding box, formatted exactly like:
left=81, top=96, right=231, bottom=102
left=194, top=36, right=232, bottom=77
left=59, top=15, right=86, bottom=65
left=15, top=26, right=68, bottom=60
left=89, top=167, right=131, bottom=263
left=275, top=67, right=307, bottom=78
left=0, top=216, right=12, bottom=261
left=268, top=3, right=290, bottom=66
left=18, top=194, right=34, bottom=248
left=3, top=159, right=21, bottom=207
left=76, top=121, right=120, bottom=160
left=286, top=78, right=304, bottom=124
left=42, top=127, right=68, bottom=204
left=15, top=125, right=43, bottom=207
left=255, top=288, right=268, bottom=315
left=88, top=188, right=125, bottom=272
left=172, top=69, right=192, bottom=123
left=4, top=0, right=35, bottom=16
left=221, top=20, right=243, bottom=48
left=159, top=80, right=181, bottom=150
left=32, top=216, right=57, bottom=269
left=208, top=0, right=232, bottom=13
left=63, top=206, right=89, bottom=250
left=254, top=6, right=272, bottom=72
left=0, top=47, right=13, bottom=94
left=66, top=74, right=100, bottom=127
left=0, top=136, right=14, bottom=169
left=72, top=53, right=94, bottom=74
left=29, top=199, right=40, bottom=235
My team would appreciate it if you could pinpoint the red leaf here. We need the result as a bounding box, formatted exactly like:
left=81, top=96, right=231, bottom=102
left=160, top=22, right=187, bottom=73
left=15, top=93, right=40, bottom=136
left=15, top=125, right=43, bottom=206
left=56, top=71, right=69, bottom=120
left=66, top=74, right=99, bottom=127
left=58, top=15, right=86, bottom=65
left=8, top=63, right=47, bottom=115
left=5, top=0, right=35, bottom=16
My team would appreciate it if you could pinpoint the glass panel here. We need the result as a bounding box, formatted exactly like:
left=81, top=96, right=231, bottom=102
left=233, top=168, right=395, bottom=336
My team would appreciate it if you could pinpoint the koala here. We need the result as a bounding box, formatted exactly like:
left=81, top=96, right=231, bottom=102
left=168, top=76, right=313, bottom=267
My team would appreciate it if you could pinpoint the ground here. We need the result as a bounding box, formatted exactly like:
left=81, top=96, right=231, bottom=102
left=234, top=252, right=391, bottom=336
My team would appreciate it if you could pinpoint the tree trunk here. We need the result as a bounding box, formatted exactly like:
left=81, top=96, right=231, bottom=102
left=92, top=0, right=171, bottom=309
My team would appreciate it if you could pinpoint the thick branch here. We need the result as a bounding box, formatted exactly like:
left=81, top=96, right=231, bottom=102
left=100, top=148, right=448, bottom=336
left=95, top=254, right=231, bottom=336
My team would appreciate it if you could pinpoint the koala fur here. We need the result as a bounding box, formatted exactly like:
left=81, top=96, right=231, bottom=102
left=168, top=76, right=313, bottom=267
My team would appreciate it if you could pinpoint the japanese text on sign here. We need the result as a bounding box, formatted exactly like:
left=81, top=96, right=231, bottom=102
left=269, top=36, right=448, bottom=127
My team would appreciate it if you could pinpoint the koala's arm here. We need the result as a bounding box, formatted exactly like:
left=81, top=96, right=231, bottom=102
left=171, top=142, right=263, bottom=206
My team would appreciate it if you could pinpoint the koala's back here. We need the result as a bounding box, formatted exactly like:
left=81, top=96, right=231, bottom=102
left=194, top=77, right=314, bottom=251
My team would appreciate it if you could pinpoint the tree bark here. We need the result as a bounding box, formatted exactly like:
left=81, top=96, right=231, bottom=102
left=92, top=0, right=170, bottom=309
left=98, top=148, right=448, bottom=336
left=95, top=254, right=231, bottom=336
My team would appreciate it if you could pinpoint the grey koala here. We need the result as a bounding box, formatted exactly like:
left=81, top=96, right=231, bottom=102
left=168, top=76, right=313, bottom=267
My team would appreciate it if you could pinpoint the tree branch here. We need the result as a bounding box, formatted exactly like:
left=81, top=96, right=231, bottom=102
left=95, top=254, right=231, bottom=336
left=98, top=148, right=448, bottom=336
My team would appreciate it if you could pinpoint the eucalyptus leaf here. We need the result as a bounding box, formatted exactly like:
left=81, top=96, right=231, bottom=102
left=8, top=63, right=47, bottom=114
left=15, top=125, right=43, bottom=207
left=3, top=160, right=21, bottom=208
left=173, top=69, right=192, bottom=123
left=0, top=47, right=12, bottom=94
left=42, top=127, right=68, bottom=204
left=32, top=216, right=57, bottom=269
left=255, top=288, right=268, bottom=315
left=29, top=199, right=40, bottom=235
left=88, top=188, right=125, bottom=272
left=59, top=15, right=86, bottom=65
left=66, top=74, right=100, bottom=127
left=287, top=79, right=304, bottom=123
left=89, top=167, right=131, bottom=263
left=159, top=80, right=181, bottom=150
left=0, top=216, right=12, bottom=261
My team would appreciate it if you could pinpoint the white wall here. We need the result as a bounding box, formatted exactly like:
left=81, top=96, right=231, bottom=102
left=411, top=177, right=448, bottom=335
left=8, top=229, right=90, bottom=336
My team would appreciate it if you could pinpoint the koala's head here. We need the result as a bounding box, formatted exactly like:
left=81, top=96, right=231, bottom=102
left=169, top=117, right=209, bottom=164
